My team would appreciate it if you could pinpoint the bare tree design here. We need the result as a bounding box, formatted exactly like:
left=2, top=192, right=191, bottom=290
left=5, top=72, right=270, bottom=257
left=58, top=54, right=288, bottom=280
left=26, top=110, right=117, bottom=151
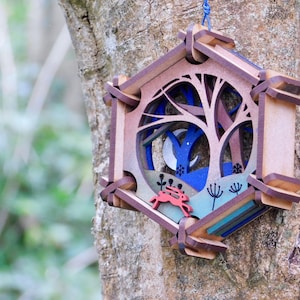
left=139, top=72, right=257, bottom=192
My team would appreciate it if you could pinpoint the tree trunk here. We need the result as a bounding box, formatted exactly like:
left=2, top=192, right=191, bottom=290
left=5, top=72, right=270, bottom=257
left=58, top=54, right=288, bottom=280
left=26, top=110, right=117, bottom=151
left=59, top=0, right=300, bottom=299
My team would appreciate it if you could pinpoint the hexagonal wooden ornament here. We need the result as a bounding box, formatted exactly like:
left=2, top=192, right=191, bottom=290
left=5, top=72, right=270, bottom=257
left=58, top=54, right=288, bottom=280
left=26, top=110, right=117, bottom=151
left=100, top=24, right=300, bottom=259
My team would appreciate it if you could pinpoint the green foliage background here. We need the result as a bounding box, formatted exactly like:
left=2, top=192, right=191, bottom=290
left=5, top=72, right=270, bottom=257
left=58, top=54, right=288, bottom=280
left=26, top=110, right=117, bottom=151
left=0, top=1, right=101, bottom=299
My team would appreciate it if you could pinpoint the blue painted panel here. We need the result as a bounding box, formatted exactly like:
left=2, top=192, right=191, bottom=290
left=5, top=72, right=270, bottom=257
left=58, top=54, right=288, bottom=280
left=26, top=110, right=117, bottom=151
left=145, top=144, right=154, bottom=170
left=210, top=205, right=262, bottom=236
left=207, top=200, right=256, bottom=235
left=221, top=206, right=270, bottom=237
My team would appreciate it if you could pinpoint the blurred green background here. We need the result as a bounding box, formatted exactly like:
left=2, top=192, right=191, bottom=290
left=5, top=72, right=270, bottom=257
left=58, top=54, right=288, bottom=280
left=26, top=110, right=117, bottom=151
left=0, top=0, right=101, bottom=299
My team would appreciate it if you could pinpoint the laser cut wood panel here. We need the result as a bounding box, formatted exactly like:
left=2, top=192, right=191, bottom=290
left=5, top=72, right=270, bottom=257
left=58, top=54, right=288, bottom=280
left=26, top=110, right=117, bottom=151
left=100, top=24, right=300, bottom=259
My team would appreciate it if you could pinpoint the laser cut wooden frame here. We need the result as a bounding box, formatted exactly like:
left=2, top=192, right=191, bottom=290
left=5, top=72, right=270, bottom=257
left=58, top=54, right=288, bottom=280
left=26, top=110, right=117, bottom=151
left=100, top=24, right=300, bottom=259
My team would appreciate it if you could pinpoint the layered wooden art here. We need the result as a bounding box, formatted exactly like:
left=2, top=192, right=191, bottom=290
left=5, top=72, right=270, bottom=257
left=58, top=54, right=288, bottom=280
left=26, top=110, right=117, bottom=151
left=100, top=24, right=300, bottom=259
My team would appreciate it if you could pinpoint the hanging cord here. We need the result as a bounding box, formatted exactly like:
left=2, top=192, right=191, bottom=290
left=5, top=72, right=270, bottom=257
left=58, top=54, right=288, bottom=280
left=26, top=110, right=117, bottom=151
left=202, top=0, right=211, bottom=31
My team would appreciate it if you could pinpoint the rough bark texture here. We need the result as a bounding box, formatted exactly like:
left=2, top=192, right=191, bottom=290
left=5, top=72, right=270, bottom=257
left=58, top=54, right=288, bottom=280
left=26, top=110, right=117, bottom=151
left=59, top=0, right=300, bottom=299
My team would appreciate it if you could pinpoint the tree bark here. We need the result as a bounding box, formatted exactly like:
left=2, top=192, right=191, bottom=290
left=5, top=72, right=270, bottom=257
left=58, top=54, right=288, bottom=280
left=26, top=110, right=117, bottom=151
left=59, top=0, right=300, bottom=299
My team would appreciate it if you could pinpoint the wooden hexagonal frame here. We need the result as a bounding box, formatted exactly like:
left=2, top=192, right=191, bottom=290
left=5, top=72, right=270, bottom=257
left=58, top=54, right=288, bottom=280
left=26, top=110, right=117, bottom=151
left=100, top=24, right=300, bottom=259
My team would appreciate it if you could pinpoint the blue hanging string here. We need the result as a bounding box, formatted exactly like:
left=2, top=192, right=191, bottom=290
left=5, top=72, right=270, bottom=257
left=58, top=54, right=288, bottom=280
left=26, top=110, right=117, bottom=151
left=202, top=0, right=211, bottom=31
